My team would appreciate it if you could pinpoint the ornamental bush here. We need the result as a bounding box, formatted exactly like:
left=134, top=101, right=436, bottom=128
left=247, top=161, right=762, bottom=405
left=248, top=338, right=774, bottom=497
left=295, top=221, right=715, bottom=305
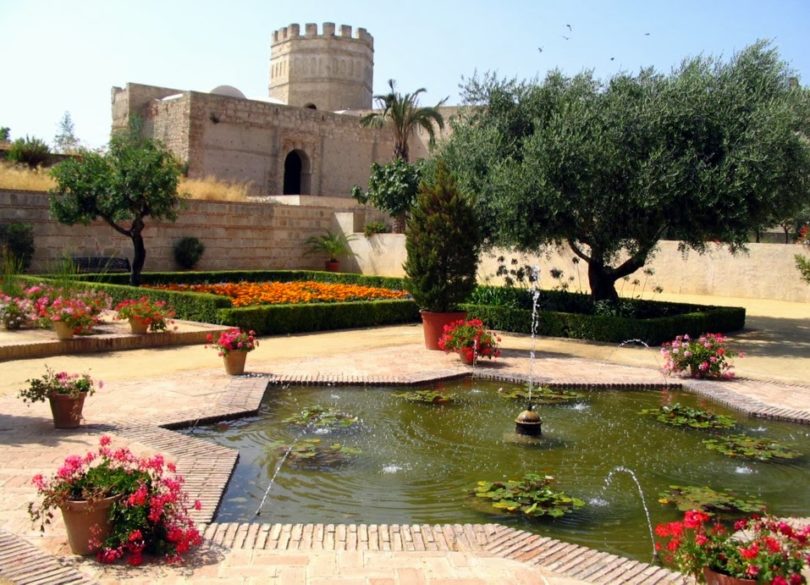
left=660, top=333, right=742, bottom=379
left=173, top=236, right=205, bottom=270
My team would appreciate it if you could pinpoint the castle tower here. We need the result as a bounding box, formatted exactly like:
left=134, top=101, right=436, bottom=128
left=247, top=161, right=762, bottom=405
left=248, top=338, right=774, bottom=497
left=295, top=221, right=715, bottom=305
left=269, top=22, right=374, bottom=111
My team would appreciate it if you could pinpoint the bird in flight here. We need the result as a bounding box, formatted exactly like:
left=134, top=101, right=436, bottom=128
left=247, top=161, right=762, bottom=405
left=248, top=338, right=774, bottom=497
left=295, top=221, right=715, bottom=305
left=644, top=32, right=651, bottom=36
left=538, top=47, right=543, bottom=53
left=610, top=57, right=615, bottom=61
left=563, top=35, right=570, bottom=40
left=566, top=24, right=572, bottom=31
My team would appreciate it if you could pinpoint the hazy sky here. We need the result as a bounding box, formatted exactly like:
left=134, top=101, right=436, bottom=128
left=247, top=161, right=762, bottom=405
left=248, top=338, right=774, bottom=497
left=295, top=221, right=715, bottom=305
left=2, top=0, right=808, bottom=149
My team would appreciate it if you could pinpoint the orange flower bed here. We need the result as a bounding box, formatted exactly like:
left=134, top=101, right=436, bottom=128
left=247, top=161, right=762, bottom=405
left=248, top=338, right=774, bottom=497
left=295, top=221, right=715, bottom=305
left=147, top=280, right=410, bottom=308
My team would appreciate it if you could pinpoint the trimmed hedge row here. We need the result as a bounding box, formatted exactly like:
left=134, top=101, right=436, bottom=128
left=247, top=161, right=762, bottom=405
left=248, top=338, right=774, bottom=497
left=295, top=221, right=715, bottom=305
left=15, top=275, right=231, bottom=324
left=76, top=270, right=408, bottom=290
left=461, top=302, right=746, bottom=345
left=217, top=299, right=419, bottom=335
left=20, top=271, right=745, bottom=343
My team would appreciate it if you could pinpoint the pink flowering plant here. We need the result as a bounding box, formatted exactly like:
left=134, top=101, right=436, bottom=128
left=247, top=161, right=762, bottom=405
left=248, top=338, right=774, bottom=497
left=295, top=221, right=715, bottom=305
left=29, top=436, right=202, bottom=565
left=206, top=327, right=258, bottom=356
left=438, top=319, right=501, bottom=362
left=114, top=297, right=175, bottom=332
left=656, top=510, right=810, bottom=584
left=660, top=333, right=742, bottom=379
left=0, top=294, right=36, bottom=330
left=39, top=296, right=99, bottom=333
left=18, top=366, right=98, bottom=404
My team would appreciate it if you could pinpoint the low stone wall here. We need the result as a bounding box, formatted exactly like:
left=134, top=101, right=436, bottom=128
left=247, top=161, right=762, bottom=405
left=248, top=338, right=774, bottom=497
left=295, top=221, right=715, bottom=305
left=0, top=189, right=374, bottom=273
left=352, top=235, right=810, bottom=303
left=3, top=188, right=807, bottom=302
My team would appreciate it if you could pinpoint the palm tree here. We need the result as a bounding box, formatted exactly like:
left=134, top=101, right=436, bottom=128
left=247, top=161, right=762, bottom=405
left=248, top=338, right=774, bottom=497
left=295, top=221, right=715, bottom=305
left=360, top=79, right=447, bottom=162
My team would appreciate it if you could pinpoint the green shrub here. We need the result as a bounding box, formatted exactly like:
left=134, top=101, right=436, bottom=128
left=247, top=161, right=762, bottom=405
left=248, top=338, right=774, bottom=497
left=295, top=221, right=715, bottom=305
left=363, top=221, right=391, bottom=237
left=0, top=222, right=35, bottom=270
left=173, top=236, right=205, bottom=269
left=218, top=299, right=419, bottom=335
left=461, top=302, right=745, bottom=345
left=7, top=136, right=50, bottom=168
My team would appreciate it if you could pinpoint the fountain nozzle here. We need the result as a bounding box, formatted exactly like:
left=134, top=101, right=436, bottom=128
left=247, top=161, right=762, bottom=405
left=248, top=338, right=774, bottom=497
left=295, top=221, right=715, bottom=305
left=515, top=404, right=542, bottom=436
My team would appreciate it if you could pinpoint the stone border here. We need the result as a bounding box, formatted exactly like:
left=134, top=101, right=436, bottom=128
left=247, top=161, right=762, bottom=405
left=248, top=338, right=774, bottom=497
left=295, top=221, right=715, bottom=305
left=4, top=368, right=807, bottom=584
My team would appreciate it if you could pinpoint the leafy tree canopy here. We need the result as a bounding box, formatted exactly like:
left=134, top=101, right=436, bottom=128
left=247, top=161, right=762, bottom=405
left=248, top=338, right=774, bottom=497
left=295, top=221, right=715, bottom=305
left=441, top=41, right=810, bottom=300
left=352, top=158, right=422, bottom=232
left=49, top=131, right=182, bottom=285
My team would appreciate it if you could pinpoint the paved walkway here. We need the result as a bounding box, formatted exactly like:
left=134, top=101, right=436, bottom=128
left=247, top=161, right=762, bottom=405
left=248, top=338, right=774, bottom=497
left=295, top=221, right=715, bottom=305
left=0, top=293, right=808, bottom=584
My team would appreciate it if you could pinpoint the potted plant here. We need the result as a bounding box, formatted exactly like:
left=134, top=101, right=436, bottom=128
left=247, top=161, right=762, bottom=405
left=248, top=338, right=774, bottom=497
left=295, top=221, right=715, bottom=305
left=655, top=510, right=810, bottom=584
left=40, top=296, right=98, bottom=339
left=114, top=297, right=175, bottom=334
left=304, top=230, right=357, bottom=272
left=18, top=367, right=99, bottom=428
left=29, top=435, right=202, bottom=560
left=0, top=294, right=35, bottom=330
left=403, top=162, right=481, bottom=349
left=207, top=327, right=258, bottom=375
left=661, top=333, right=743, bottom=379
left=438, top=318, right=501, bottom=364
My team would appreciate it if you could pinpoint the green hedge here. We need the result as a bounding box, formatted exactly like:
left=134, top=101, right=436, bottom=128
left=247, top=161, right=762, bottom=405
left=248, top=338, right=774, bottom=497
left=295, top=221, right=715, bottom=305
left=461, top=302, right=746, bottom=345
left=75, top=270, right=408, bottom=290
left=218, top=299, right=419, bottom=335
left=15, top=275, right=231, bottom=323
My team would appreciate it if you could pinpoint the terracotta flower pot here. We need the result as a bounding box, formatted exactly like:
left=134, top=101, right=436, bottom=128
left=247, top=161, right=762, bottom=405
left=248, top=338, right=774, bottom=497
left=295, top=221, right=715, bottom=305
left=459, top=348, right=475, bottom=365
left=325, top=260, right=340, bottom=272
left=702, top=567, right=757, bottom=585
left=223, top=350, right=248, bottom=375
left=419, top=310, right=466, bottom=350
left=53, top=321, right=75, bottom=340
left=48, top=392, right=87, bottom=429
left=129, top=317, right=149, bottom=334
left=60, top=495, right=119, bottom=555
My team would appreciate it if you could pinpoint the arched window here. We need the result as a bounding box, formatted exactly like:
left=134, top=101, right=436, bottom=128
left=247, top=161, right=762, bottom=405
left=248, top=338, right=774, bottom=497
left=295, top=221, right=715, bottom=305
left=283, top=150, right=311, bottom=194
left=303, top=103, right=317, bottom=110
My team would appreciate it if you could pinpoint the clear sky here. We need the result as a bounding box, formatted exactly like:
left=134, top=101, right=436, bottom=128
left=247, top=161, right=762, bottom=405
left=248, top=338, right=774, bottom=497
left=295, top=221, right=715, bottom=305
left=2, top=0, right=808, bottom=149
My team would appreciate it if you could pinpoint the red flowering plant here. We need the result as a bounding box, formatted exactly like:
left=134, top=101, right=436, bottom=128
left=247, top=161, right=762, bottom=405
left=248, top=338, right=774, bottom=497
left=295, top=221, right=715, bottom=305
left=438, top=319, right=501, bottom=362
left=655, top=510, right=810, bottom=584
left=29, top=436, right=202, bottom=565
left=18, top=366, right=98, bottom=403
left=206, top=327, right=258, bottom=356
left=660, top=333, right=742, bottom=379
left=114, top=297, right=175, bottom=332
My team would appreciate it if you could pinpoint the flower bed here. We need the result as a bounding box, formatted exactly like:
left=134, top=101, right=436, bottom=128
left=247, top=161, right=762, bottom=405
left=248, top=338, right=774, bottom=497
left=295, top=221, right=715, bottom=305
left=147, top=280, right=409, bottom=307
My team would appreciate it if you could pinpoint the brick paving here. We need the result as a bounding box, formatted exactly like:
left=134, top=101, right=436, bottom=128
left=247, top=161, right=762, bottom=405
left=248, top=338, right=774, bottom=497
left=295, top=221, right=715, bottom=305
left=1, top=317, right=808, bottom=584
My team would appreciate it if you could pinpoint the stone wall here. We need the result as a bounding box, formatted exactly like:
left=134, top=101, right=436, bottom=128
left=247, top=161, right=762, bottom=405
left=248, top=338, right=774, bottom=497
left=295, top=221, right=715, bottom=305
left=0, top=189, right=377, bottom=273
left=351, top=235, right=810, bottom=303
left=5, top=188, right=805, bottom=303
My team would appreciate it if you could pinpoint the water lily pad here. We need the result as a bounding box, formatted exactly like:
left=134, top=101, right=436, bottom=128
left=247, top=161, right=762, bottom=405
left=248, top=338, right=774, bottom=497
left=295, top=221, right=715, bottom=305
left=497, top=385, right=583, bottom=405
left=639, top=403, right=735, bottom=430
left=702, top=435, right=802, bottom=461
left=658, top=485, right=766, bottom=515
left=471, top=473, right=584, bottom=519
left=394, top=390, right=455, bottom=404
left=281, top=438, right=362, bottom=468
left=282, top=405, right=360, bottom=430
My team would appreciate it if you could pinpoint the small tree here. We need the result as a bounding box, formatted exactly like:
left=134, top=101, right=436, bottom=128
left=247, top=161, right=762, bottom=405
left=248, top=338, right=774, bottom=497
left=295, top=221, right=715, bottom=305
left=7, top=136, right=50, bottom=168
left=0, top=127, right=10, bottom=141
left=49, top=133, right=182, bottom=286
left=352, top=159, right=422, bottom=232
left=404, top=163, right=481, bottom=312
left=360, top=79, right=446, bottom=162
left=797, top=255, right=810, bottom=283
left=53, top=111, right=80, bottom=154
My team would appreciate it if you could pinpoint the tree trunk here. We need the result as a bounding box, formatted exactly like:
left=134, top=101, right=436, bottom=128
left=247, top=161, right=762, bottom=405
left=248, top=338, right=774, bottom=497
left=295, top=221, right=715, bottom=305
left=393, top=213, right=407, bottom=234
left=129, top=224, right=146, bottom=287
left=587, top=261, right=620, bottom=302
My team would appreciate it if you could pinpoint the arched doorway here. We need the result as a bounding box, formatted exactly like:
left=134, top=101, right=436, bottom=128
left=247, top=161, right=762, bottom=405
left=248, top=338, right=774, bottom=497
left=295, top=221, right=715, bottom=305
left=283, top=150, right=310, bottom=194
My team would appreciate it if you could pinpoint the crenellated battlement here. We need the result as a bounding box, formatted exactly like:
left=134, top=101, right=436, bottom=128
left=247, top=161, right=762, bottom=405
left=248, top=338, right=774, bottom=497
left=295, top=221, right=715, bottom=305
left=271, top=22, right=373, bottom=47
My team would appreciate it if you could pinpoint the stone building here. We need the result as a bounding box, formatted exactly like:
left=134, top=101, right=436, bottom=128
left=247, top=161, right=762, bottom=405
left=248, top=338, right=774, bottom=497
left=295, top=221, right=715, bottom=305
left=111, top=22, right=451, bottom=197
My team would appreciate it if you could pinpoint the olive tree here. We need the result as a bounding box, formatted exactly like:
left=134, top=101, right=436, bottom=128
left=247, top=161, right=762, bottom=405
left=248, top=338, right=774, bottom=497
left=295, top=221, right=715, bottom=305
left=442, top=42, right=810, bottom=301
left=49, top=133, right=182, bottom=285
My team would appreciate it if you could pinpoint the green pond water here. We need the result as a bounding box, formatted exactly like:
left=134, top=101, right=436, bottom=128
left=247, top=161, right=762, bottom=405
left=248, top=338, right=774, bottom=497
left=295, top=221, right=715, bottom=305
left=188, top=380, right=810, bottom=561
